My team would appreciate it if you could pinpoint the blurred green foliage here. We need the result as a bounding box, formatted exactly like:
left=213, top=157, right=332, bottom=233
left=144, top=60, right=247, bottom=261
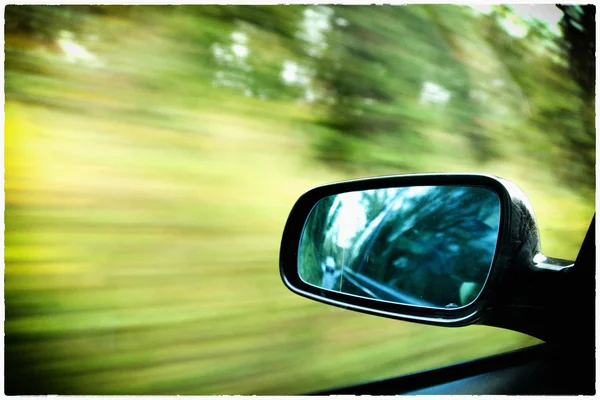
left=4, top=4, right=594, bottom=395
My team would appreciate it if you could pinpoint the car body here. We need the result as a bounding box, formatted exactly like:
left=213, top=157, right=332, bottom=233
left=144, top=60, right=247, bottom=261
left=279, top=173, right=595, bottom=394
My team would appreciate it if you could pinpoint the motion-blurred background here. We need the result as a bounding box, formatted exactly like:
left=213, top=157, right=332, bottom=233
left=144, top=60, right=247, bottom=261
left=5, top=4, right=595, bottom=395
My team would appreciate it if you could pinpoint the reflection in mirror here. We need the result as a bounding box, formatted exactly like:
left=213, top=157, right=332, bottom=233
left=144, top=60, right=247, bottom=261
left=298, top=186, right=501, bottom=309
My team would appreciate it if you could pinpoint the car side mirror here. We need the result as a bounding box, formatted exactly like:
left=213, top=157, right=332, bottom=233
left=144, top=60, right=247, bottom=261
left=279, top=174, right=577, bottom=342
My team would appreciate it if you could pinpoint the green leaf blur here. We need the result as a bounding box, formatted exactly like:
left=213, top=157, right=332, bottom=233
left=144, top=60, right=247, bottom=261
left=4, top=4, right=594, bottom=395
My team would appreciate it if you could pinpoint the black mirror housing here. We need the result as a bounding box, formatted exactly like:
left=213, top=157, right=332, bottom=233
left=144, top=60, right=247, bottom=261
left=279, top=173, right=575, bottom=340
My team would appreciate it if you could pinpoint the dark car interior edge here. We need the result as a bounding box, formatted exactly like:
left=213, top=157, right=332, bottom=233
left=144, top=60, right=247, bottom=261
left=278, top=174, right=595, bottom=395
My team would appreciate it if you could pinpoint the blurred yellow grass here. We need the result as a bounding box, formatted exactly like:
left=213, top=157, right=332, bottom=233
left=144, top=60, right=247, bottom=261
left=6, top=95, right=589, bottom=394
left=5, top=5, right=594, bottom=394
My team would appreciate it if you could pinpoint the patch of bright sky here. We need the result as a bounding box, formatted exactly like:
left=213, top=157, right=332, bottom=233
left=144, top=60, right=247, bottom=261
left=281, top=61, right=297, bottom=83
left=231, top=31, right=248, bottom=45
left=230, top=31, right=249, bottom=58
left=331, top=192, right=367, bottom=248
left=296, top=6, right=333, bottom=58
left=281, top=60, right=311, bottom=86
left=56, top=30, right=102, bottom=67
left=405, top=186, right=432, bottom=198
left=281, top=7, right=335, bottom=102
left=419, top=82, right=452, bottom=105
left=331, top=186, right=434, bottom=248
left=469, top=4, right=563, bottom=37
left=212, top=31, right=250, bottom=64
left=211, top=30, right=253, bottom=90
left=281, top=59, right=315, bottom=102
left=231, top=43, right=249, bottom=58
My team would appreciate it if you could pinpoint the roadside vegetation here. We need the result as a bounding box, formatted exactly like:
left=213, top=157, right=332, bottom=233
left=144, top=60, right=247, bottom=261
left=5, top=5, right=594, bottom=394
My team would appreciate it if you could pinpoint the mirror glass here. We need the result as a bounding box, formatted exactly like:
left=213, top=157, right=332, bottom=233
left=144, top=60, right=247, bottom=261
left=298, top=185, right=501, bottom=309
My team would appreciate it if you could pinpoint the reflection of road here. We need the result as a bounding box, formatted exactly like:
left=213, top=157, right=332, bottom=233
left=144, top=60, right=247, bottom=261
left=321, top=256, right=342, bottom=290
left=337, top=186, right=501, bottom=308
left=341, top=268, right=436, bottom=308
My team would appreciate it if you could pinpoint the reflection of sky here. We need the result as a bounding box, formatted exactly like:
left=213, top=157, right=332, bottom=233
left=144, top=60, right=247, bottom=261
left=331, top=192, right=366, bottom=248
left=469, top=4, right=563, bottom=37
left=404, top=186, right=432, bottom=201
left=332, top=186, right=434, bottom=248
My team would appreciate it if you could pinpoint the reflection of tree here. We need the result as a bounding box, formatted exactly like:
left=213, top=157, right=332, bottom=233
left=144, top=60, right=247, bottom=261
left=299, top=186, right=500, bottom=308
left=298, top=195, right=338, bottom=286
left=360, top=189, right=392, bottom=221
left=349, top=186, right=500, bottom=307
